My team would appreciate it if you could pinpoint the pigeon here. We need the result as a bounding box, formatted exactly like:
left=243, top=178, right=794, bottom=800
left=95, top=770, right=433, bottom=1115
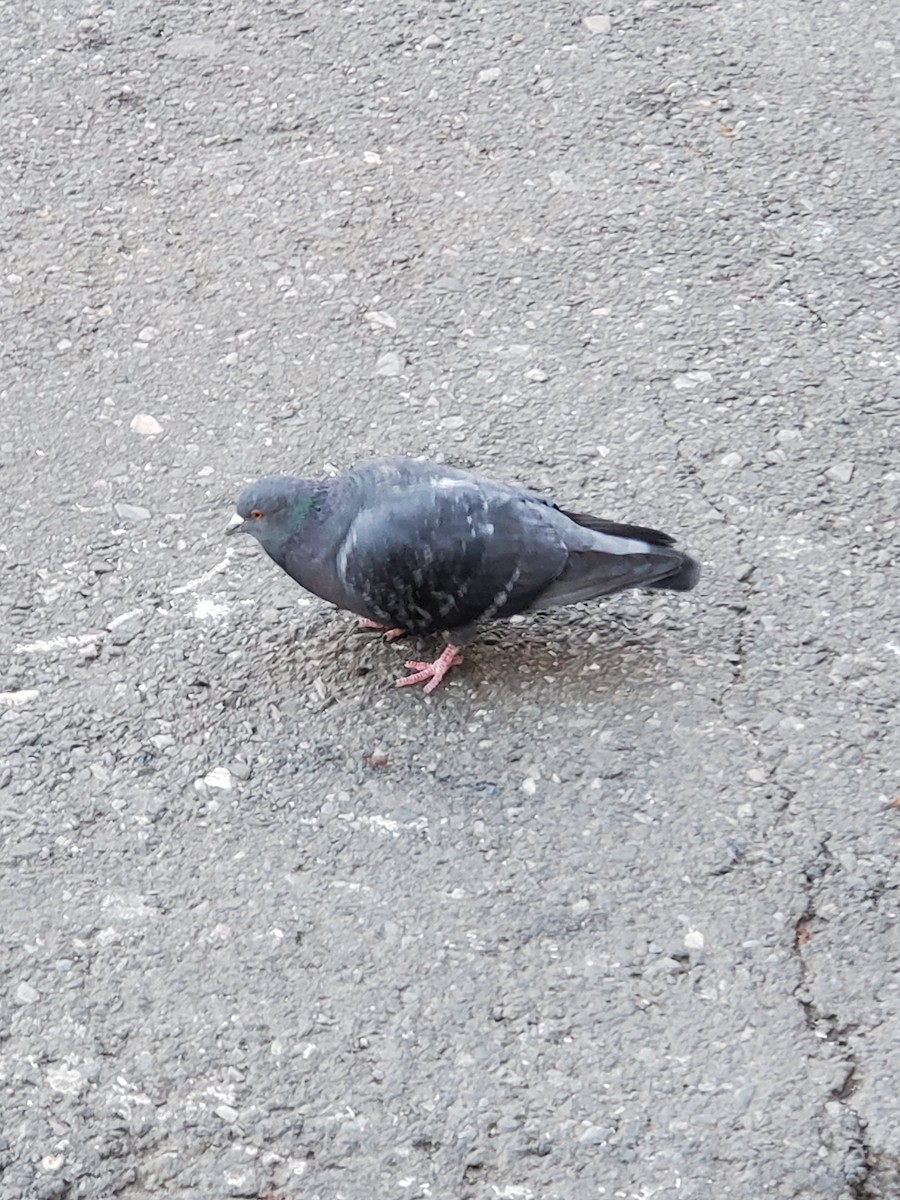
left=226, top=456, right=700, bottom=693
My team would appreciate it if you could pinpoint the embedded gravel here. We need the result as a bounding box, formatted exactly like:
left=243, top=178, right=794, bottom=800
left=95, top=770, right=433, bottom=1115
left=2, top=2, right=899, bottom=1198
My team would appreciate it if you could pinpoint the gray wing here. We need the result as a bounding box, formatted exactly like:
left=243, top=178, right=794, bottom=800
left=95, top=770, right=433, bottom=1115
left=336, top=460, right=570, bottom=638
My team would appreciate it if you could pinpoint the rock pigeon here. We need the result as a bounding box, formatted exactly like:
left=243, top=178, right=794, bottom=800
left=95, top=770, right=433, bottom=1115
left=226, top=456, right=700, bottom=693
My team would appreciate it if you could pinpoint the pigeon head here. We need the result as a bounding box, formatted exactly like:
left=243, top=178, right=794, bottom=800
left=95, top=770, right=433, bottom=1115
left=226, top=474, right=324, bottom=560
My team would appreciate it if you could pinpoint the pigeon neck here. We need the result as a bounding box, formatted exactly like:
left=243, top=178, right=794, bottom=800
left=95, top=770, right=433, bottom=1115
left=290, top=482, right=328, bottom=523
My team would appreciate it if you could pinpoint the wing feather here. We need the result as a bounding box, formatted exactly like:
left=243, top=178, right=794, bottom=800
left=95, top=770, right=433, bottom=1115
left=337, top=466, right=568, bottom=636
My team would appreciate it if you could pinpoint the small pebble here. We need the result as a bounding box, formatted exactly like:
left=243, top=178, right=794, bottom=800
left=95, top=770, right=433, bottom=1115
left=525, top=367, right=549, bottom=382
left=583, top=14, right=612, bottom=34
left=374, top=351, right=404, bottom=377
left=130, top=413, right=163, bottom=436
left=825, top=461, right=854, bottom=484
left=365, top=310, right=397, bottom=330
left=549, top=169, right=575, bottom=191
left=421, top=33, right=443, bottom=49
left=137, top=326, right=159, bottom=342
left=645, top=956, right=684, bottom=976
left=15, top=981, right=41, bottom=1004
left=203, top=767, right=233, bottom=791
left=579, top=1124, right=609, bottom=1144
left=115, top=502, right=151, bottom=522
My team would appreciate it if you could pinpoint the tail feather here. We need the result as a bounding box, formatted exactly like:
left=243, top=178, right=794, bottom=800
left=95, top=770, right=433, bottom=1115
left=527, top=549, right=695, bottom=611
left=559, top=509, right=676, bottom=547
left=522, top=503, right=700, bottom=612
left=646, top=553, right=700, bottom=592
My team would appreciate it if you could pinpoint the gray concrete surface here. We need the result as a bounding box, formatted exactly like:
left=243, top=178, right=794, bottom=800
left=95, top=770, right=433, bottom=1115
left=2, top=1, right=898, bottom=1197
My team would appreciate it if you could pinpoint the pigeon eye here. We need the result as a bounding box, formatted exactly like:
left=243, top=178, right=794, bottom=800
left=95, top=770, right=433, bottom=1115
left=251, top=510, right=265, bottom=519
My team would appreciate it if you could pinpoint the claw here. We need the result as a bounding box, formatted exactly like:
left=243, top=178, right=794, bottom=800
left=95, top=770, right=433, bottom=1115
left=357, top=617, right=406, bottom=641
left=395, top=644, right=464, bottom=693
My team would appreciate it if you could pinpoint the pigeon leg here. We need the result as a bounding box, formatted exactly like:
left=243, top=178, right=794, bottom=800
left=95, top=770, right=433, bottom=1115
left=357, top=617, right=406, bottom=641
left=396, top=644, right=464, bottom=694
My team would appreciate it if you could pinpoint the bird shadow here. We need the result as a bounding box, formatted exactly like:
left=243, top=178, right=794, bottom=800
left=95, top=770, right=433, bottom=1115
left=251, top=602, right=682, bottom=705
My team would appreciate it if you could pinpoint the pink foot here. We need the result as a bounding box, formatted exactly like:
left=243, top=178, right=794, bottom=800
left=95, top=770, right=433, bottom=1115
left=357, top=617, right=406, bottom=642
left=395, top=644, right=464, bottom=694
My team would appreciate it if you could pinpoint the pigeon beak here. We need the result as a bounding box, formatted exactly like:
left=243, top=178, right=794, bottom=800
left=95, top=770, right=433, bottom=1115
left=225, top=512, right=246, bottom=536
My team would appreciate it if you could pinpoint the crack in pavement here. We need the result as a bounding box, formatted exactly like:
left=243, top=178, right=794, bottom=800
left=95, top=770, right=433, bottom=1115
left=656, top=395, right=885, bottom=1193
left=794, top=844, right=879, bottom=1198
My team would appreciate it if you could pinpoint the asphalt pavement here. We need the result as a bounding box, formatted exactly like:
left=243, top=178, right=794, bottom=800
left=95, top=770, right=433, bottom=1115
left=2, top=1, right=899, bottom=1197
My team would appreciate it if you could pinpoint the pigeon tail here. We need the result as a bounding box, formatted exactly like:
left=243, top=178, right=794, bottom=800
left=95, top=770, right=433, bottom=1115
left=524, top=545, right=692, bottom=611
left=645, top=553, right=700, bottom=592
left=560, top=509, right=676, bottom=547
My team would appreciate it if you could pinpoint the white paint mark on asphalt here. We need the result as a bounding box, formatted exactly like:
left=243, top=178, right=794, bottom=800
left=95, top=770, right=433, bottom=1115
left=352, top=814, right=429, bottom=838
left=108, top=607, right=143, bottom=629
left=193, top=598, right=230, bottom=621
left=12, top=634, right=98, bottom=654
left=13, top=550, right=237, bottom=655
left=0, top=689, right=41, bottom=707
left=171, top=549, right=235, bottom=596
